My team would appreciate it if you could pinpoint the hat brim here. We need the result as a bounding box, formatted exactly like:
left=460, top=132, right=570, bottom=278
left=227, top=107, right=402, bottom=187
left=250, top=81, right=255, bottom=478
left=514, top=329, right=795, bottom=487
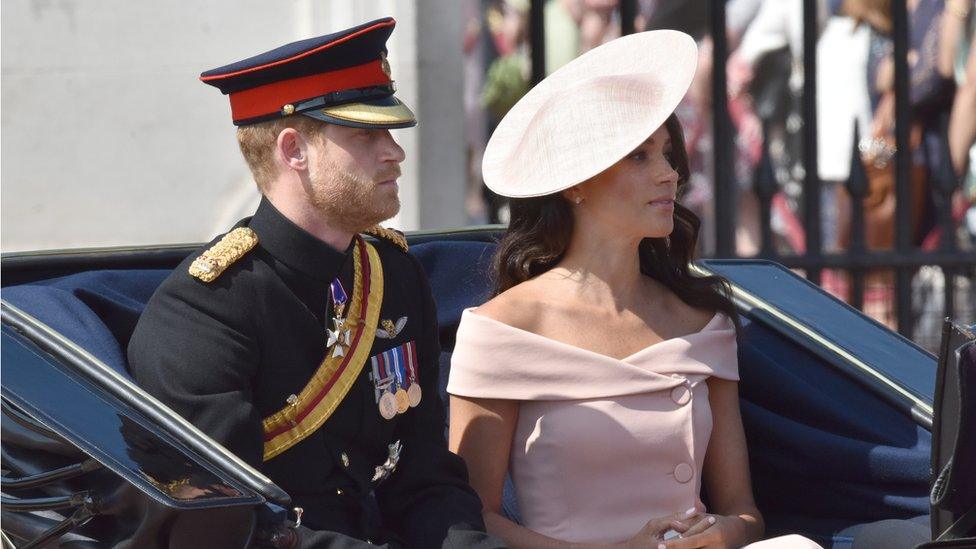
left=481, top=30, right=698, bottom=198
left=302, top=96, right=417, bottom=129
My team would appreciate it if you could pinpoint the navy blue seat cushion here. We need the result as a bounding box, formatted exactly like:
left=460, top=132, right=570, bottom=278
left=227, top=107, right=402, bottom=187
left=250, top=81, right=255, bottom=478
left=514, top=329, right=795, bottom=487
left=735, top=317, right=930, bottom=547
left=410, top=240, right=495, bottom=347
left=0, top=240, right=494, bottom=375
left=1, top=241, right=931, bottom=547
left=3, top=270, right=170, bottom=376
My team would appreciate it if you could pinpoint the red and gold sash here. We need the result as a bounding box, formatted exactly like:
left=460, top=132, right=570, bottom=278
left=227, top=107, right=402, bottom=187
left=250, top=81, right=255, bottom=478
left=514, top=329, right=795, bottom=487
left=261, top=236, right=384, bottom=461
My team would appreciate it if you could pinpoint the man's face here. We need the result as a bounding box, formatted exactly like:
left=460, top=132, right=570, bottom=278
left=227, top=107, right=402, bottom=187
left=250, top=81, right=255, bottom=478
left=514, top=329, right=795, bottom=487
left=304, top=123, right=405, bottom=233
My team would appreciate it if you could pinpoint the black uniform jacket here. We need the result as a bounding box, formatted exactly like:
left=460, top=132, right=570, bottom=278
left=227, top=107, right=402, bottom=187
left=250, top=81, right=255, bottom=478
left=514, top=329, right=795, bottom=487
left=128, top=199, right=499, bottom=548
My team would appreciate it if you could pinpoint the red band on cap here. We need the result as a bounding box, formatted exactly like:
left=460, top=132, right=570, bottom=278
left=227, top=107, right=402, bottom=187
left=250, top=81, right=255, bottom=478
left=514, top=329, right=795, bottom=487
left=228, top=60, right=390, bottom=122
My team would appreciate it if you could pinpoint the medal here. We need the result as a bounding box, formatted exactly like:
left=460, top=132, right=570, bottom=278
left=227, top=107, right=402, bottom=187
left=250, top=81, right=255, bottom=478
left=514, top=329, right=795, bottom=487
left=404, top=340, right=422, bottom=408
left=378, top=392, right=398, bottom=420
left=326, top=321, right=351, bottom=358
left=372, top=351, right=398, bottom=420
left=390, top=345, right=410, bottom=415
left=395, top=388, right=409, bottom=414
left=369, top=341, right=421, bottom=418
left=325, top=279, right=351, bottom=358
left=407, top=383, right=422, bottom=407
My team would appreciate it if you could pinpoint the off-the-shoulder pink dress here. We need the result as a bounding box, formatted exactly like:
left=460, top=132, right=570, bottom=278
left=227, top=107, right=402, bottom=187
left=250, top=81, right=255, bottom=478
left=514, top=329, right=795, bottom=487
left=448, top=309, right=821, bottom=548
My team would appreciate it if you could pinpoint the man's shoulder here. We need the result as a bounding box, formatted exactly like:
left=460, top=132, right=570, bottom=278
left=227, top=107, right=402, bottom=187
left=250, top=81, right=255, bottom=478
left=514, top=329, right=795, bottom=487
left=362, top=225, right=408, bottom=254
left=363, top=226, right=422, bottom=276
left=184, top=227, right=261, bottom=284
left=128, top=232, right=265, bottom=366
left=150, top=229, right=270, bottom=309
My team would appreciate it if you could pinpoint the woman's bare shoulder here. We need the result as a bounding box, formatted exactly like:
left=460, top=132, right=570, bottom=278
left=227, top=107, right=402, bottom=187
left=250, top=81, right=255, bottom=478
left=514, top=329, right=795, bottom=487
left=660, top=288, right=721, bottom=332
left=684, top=301, right=720, bottom=327
left=472, top=278, right=550, bottom=332
left=643, top=276, right=720, bottom=329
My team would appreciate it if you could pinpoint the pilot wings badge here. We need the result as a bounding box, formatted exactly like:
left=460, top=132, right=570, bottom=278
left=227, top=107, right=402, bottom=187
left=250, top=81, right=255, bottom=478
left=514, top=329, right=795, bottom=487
left=376, top=316, right=408, bottom=339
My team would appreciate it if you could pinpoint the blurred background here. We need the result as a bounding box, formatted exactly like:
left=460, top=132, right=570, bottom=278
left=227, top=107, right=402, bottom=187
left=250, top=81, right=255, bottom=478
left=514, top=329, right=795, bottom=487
left=2, top=0, right=975, bottom=350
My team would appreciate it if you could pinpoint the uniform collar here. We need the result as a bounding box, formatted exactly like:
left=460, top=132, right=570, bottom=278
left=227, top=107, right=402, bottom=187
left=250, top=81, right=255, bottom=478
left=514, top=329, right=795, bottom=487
left=248, top=197, right=352, bottom=282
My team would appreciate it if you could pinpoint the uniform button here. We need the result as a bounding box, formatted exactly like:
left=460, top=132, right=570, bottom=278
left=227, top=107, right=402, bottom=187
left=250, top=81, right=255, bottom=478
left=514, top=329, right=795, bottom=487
left=670, top=384, right=691, bottom=406
left=674, top=463, right=694, bottom=483
left=336, top=488, right=344, bottom=496
left=341, top=452, right=350, bottom=467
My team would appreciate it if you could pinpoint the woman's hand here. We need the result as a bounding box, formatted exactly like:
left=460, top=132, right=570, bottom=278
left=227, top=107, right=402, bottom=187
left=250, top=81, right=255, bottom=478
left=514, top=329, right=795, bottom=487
left=613, top=506, right=705, bottom=549
left=660, top=514, right=749, bottom=549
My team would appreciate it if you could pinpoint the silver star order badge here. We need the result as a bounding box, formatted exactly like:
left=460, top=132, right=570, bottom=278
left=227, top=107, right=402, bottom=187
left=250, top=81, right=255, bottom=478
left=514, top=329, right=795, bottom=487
left=327, top=316, right=351, bottom=358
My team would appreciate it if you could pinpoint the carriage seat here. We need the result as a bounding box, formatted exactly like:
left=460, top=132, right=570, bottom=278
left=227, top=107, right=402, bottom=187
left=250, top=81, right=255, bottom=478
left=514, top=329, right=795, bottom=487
left=1, top=240, right=933, bottom=548
left=0, top=241, right=496, bottom=379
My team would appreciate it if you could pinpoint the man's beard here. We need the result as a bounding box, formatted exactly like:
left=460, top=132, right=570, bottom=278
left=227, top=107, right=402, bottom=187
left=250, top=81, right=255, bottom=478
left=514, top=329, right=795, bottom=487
left=309, top=158, right=401, bottom=233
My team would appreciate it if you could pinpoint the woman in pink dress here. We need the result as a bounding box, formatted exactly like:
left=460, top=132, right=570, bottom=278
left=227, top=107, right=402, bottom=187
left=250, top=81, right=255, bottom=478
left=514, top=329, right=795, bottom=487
left=447, top=30, right=822, bottom=549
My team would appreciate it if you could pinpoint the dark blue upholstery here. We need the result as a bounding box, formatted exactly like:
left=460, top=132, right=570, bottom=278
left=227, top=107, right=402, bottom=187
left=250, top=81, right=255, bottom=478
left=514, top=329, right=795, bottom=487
left=736, top=317, right=930, bottom=547
left=410, top=241, right=495, bottom=340
left=1, top=241, right=931, bottom=548
left=2, top=270, right=169, bottom=377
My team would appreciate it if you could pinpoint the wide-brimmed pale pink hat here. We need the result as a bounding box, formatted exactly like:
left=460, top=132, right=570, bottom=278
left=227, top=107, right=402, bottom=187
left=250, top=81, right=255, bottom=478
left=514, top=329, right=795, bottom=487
left=482, top=30, right=698, bottom=199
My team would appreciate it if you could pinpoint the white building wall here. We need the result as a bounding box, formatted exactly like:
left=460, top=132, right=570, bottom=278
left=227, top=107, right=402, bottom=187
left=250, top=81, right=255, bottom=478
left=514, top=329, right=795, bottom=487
left=1, top=0, right=466, bottom=252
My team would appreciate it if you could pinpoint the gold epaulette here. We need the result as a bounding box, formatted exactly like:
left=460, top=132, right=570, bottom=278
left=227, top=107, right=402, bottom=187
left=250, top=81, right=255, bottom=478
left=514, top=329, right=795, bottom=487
left=188, top=227, right=259, bottom=282
left=363, top=225, right=408, bottom=252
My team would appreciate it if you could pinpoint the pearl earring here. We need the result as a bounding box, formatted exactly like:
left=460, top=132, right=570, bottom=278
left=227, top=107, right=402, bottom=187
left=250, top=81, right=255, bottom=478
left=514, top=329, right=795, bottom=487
left=574, top=197, right=583, bottom=205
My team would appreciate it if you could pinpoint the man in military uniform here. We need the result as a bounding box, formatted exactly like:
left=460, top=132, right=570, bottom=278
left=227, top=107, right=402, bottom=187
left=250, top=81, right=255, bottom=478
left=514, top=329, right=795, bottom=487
left=128, top=18, right=501, bottom=548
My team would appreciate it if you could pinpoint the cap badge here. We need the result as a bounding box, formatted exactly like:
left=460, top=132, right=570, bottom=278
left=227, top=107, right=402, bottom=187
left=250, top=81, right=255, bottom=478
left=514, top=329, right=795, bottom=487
left=379, top=51, right=392, bottom=78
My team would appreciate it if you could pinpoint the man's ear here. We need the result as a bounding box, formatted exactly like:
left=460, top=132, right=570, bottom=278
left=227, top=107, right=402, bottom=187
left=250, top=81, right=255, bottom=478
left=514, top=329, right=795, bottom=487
left=276, top=128, right=308, bottom=172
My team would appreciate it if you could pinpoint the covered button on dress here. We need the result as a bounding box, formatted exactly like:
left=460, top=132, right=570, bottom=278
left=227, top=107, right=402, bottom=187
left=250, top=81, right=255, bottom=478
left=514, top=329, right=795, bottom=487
left=448, top=309, right=822, bottom=548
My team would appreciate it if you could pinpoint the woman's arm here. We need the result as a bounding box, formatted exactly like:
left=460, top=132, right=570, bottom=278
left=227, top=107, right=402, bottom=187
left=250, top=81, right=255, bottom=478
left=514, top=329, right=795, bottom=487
left=700, top=378, right=765, bottom=546
left=449, top=395, right=589, bottom=548
left=949, top=35, right=976, bottom=177
left=449, top=396, right=517, bottom=522
left=450, top=395, right=672, bottom=549
left=938, top=0, right=972, bottom=78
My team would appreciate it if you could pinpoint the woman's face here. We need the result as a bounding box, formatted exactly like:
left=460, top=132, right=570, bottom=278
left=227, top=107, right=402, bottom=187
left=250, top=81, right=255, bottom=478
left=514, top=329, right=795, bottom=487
left=571, top=123, right=679, bottom=239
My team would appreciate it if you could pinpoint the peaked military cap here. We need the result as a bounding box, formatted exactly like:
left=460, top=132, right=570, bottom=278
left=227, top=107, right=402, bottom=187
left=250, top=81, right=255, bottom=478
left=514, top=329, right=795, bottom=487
left=201, top=17, right=416, bottom=128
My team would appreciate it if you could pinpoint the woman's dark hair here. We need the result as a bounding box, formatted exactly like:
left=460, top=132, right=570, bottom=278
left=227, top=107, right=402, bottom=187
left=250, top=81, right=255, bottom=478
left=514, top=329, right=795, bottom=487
left=492, top=113, right=740, bottom=328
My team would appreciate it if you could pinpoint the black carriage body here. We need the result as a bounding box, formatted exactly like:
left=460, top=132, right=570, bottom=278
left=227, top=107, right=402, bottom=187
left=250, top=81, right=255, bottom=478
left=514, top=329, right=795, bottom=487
left=0, top=227, right=940, bottom=548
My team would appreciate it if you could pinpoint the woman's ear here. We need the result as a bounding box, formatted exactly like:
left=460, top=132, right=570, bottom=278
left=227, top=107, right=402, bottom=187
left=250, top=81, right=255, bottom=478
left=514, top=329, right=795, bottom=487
left=276, top=128, right=308, bottom=172
left=562, top=186, right=585, bottom=205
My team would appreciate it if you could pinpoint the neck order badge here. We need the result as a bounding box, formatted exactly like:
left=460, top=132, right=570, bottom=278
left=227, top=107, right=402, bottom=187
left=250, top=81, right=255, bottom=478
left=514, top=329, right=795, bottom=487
left=327, top=278, right=351, bottom=358
left=261, top=236, right=384, bottom=461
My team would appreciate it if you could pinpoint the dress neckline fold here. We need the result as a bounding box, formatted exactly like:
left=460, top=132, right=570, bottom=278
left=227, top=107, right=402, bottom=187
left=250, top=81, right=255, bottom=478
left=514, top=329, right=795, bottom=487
left=463, top=308, right=724, bottom=364
left=448, top=307, right=739, bottom=402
